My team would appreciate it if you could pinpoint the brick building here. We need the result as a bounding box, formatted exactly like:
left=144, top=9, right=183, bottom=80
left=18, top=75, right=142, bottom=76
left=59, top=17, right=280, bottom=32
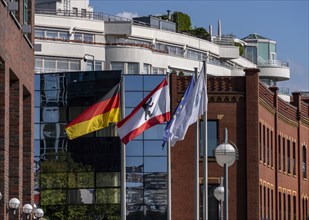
left=170, top=68, right=309, bottom=220
left=0, top=0, right=34, bottom=219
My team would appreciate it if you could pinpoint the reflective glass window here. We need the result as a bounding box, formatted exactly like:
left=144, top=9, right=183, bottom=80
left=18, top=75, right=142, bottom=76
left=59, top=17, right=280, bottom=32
left=126, top=141, right=143, bottom=156
left=34, top=107, right=40, bottom=123
left=200, top=120, right=218, bottom=157
left=144, top=141, right=166, bottom=156
left=34, top=123, right=40, bottom=139
left=96, top=172, right=120, bottom=187
left=124, top=75, right=143, bottom=91
left=96, top=188, right=120, bottom=204
left=125, top=92, right=143, bottom=107
left=126, top=157, right=143, bottom=173
left=41, top=189, right=67, bottom=205
left=144, top=157, right=167, bottom=172
left=144, top=124, right=166, bottom=140
left=41, top=173, right=67, bottom=189
left=144, top=75, right=164, bottom=91
left=34, top=140, right=40, bottom=157
left=67, top=189, right=95, bottom=204
left=126, top=189, right=143, bottom=206
left=144, top=189, right=167, bottom=206
left=34, top=74, right=41, bottom=91
left=68, top=172, right=94, bottom=188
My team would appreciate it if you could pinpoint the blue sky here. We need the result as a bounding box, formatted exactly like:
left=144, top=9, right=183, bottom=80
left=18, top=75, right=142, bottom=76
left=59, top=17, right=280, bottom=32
left=90, top=0, right=308, bottom=93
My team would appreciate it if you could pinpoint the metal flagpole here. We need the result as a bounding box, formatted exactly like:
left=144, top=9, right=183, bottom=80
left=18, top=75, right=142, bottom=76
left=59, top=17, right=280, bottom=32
left=167, top=73, right=172, bottom=220
left=202, top=60, right=208, bottom=220
left=194, top=67, right=200, bottom=220
left=120, top=76, right=126, bottom=220
left=167, top=139, right=172, bottom=220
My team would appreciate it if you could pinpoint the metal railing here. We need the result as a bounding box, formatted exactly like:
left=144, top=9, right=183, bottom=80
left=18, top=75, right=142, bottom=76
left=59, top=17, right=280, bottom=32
left=258, top=56, right=289, bottom=67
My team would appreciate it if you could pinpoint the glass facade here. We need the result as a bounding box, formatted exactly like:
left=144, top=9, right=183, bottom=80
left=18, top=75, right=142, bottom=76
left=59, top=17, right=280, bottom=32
left=34, top=72, right=168, bottom=219
left=35, top=71, right=122, bottom=219
left=125, top=75, right=167, bottom=219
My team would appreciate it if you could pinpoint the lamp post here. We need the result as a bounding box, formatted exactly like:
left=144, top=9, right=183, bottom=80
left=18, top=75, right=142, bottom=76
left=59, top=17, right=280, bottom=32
left=214, top=177, right=224, bottom=220
left=8, top=198, right=20, bottom=215
left=214, top=128, right=238, bottom=220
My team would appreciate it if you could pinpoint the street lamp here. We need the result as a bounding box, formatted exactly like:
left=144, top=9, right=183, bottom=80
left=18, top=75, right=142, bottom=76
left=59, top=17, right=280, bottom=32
left=22, top=204, right=33, bottom=219
left=8, top=198, right=20, bottom=215
left=34, top=208, right=44, bottom=219
left=214, top=177, right=224, bottom=220
left=214, top=128, right=238, bottom=220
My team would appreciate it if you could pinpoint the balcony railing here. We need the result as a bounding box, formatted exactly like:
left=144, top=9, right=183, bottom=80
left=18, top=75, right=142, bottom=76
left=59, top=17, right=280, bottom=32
left=258, top=57, right=289, bottom=68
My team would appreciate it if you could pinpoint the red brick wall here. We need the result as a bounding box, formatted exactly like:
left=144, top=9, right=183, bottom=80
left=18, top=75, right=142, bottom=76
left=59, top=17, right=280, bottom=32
left=171, top=69, right=309, bottom=220
left=0, top=0, right=34, bottom=219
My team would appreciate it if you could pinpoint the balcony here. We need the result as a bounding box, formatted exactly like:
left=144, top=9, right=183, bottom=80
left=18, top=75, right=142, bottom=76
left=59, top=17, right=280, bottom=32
left=258, top=58, right=290, bottom=81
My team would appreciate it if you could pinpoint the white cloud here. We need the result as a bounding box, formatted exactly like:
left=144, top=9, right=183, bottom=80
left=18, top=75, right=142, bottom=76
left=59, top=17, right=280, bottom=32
left=116, top=11, right=139, bottom=19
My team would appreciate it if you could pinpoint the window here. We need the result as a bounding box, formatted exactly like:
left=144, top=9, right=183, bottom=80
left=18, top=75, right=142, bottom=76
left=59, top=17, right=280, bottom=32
left=283, top=137, right=286, bottom=172
left=24, top=0, right=29, bottom=24
left=35, top=57, right=80, bottom=73
left=81, top=9, right=87, bottom=17
left=303, top=146, right=307, bottom=178
left=74, top=33, right=94, bottom=43
left=279, top=135, right=281, bottom=170
left=279, top=192, right=282, bottom=219
left=293, top=195, right=296, bottom=220
left=72, top=7, right=78, bottom=16
left=268, top=188, right=270, bottom=219
left=284, top=193, right=286, bottom=220
left=152, top=67, right=165, bottom=74
left=263, top=125, right=266, bottom=163
left=271, top=131, right=273, bottom=167
left=111, top=62, right=124, bottom=73
left=143, top=64, right=151, bottom=74
left=287, top=140, right=291, bottom=174
left=200, top=184, right=219, bottom=220
left=293, top=142, right=296, bottom=175
left=200, top=120, right=218, bottom=157
left=267, top=128, right=270, bottom=165
left=35, top=29, right=69, bottom=40
left=127, top=63, right=139, bottom=74
left=288, top=194, right=291, bottom=220
left=260, top=185, right=263, bottom=218
left=259, top=123, right=262, bottom=161
left=264, top=186, right=266, bottom=218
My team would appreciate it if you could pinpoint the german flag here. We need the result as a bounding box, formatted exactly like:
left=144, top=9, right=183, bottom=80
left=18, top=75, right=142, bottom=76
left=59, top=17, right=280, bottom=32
left=65, top=84, right=121, bottom=140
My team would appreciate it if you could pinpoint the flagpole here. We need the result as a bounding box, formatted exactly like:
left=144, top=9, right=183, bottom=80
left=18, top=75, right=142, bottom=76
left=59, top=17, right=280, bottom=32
left=120, top=76, right=126, bottom=220
left=203, top=60, right=208, bottom=220
left=194, top=67, right=200, bottom=220
left=167, top=73, right=172, bottom=220
left=167, top=139, right=172, bottom=220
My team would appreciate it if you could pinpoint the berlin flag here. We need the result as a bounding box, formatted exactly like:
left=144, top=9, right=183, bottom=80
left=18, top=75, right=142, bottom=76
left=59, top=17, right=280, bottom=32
left=117, top=78, right=170, bottom=144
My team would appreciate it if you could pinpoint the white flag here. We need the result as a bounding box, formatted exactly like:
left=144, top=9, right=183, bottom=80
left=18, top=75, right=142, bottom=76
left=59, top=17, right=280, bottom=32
left=169, top=67, right=207, bottom=146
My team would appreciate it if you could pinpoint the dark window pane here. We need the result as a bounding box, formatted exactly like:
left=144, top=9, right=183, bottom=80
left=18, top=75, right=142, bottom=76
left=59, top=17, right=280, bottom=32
left=96, top=172, right=120, bottom=187
left=96, top=188, right=120, bottom=204
left=41, top=173, right=67, bottom=189
left=67, top=189, right=95, bottom=204
left=68, top=172, right=94, bottom=188
left=41, top=189, right=67, bottom=205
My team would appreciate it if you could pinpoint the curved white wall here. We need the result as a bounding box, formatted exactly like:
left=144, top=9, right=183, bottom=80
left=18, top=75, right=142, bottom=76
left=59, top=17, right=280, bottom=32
left=259, top=66, right=290, bottom=81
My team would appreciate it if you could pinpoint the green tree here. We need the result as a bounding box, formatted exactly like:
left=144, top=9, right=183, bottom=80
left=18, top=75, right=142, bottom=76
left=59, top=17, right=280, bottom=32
left=185, top=27, right=209, bottom=40
left=171, top=11, right=192, bottom=31
left=234, top=42, right=244, bottom=56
